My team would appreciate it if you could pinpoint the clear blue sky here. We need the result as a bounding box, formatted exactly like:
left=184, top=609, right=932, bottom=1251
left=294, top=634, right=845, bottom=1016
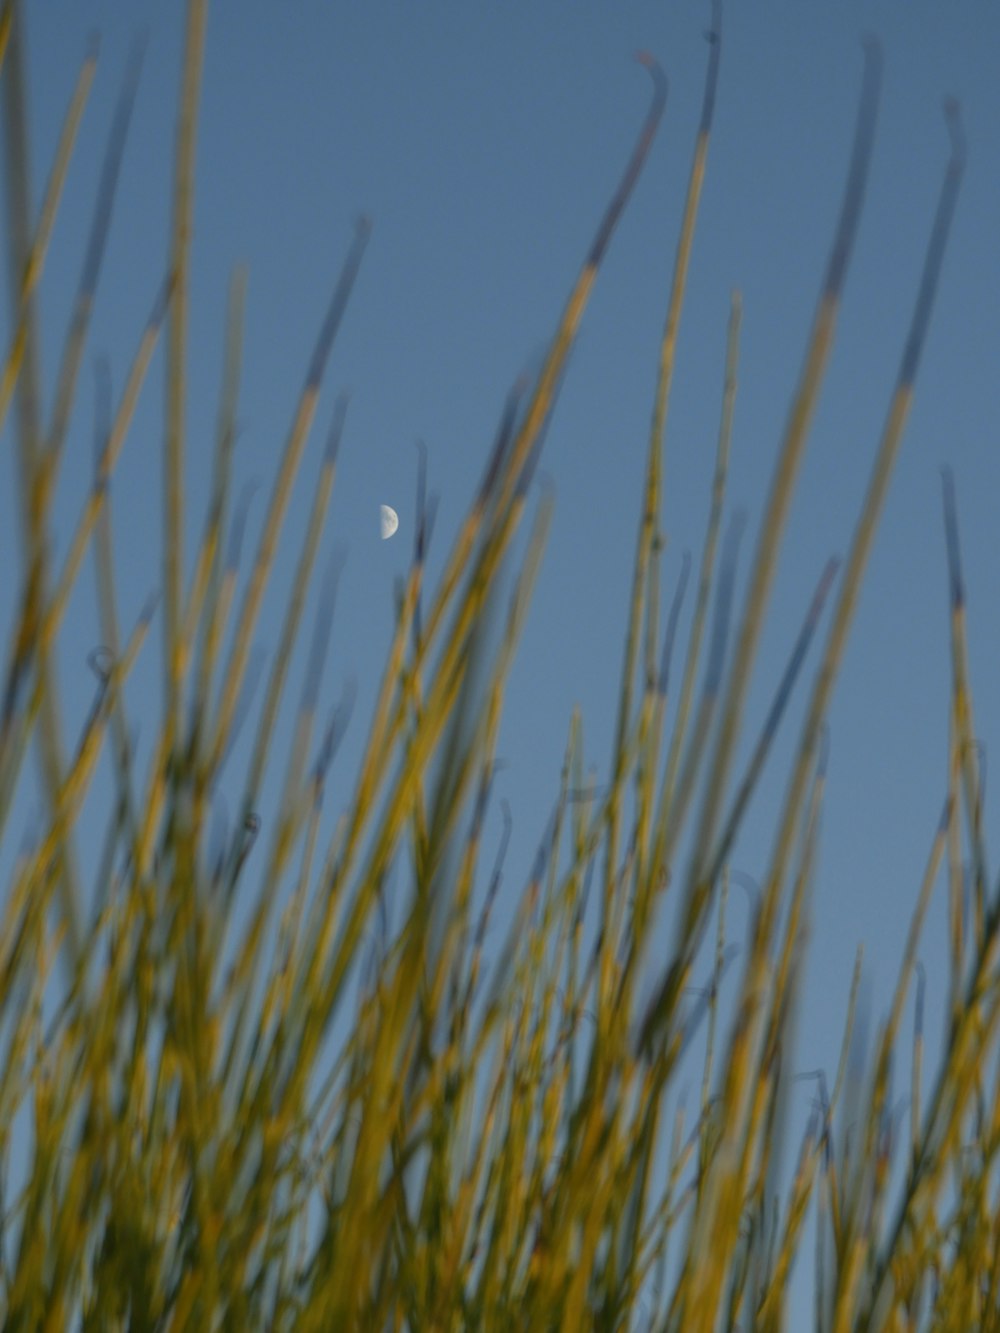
left=5, top=0, right=999, bottom=1318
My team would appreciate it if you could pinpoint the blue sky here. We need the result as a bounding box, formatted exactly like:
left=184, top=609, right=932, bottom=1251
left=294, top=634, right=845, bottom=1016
left=4, top=0, right=999, bottom=1318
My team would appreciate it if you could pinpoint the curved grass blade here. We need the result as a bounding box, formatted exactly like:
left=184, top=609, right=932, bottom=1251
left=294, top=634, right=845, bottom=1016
left=603, top=9, right=721, bottom=988
left=639, top=39, right=883, bottom=1058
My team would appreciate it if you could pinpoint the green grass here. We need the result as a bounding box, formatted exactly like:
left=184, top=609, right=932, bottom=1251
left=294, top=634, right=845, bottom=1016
left=1, top=1, right=996, bottom=1328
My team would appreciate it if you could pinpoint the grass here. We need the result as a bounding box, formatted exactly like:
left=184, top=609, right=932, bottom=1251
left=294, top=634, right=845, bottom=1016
left=0, top=0, right=995, bottom=1327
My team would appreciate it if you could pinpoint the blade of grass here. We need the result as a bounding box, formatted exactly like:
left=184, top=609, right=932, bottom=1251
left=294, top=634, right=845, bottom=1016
left=164, top=0, right=208, bottom=735
left=650, top=41, right=883, bottom=1053
left=207, top=218, right=370, bottom=778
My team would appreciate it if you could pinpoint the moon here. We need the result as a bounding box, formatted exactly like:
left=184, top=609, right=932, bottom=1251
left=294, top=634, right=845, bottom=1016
left=379, top=504, right=399, bottom=540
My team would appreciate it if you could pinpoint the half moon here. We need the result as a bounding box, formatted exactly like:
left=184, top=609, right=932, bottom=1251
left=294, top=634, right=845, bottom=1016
left=379, top=504, right=399, bottom=540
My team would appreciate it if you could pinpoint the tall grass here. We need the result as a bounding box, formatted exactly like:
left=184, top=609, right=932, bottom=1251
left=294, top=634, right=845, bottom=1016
left=1, top=1, right=994, bottom=1328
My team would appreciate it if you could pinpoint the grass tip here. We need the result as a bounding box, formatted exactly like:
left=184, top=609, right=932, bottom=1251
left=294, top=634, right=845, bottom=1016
left=633, top=50, right=667, bottom=98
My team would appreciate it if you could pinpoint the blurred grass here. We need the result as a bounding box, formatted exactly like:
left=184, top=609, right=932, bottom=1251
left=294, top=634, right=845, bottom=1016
left=1, top=1, right=994, bottom=1328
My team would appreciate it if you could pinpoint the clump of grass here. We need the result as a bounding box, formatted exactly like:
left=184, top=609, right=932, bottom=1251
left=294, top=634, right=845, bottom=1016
left=0, top=1, right=993, bottom=1328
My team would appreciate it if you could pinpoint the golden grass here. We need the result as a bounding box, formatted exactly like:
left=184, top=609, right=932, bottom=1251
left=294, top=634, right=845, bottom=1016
left=0, top=1, right=992, bottom=1328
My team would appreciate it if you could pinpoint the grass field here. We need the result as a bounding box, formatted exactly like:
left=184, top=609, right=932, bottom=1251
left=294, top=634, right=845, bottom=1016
left=2, top=2, right=998, bottom=1328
